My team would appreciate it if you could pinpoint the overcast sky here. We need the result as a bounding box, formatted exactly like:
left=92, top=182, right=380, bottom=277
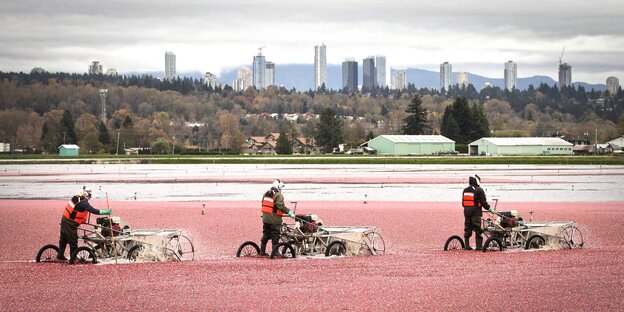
left=1, top=0, right=623, bottom=83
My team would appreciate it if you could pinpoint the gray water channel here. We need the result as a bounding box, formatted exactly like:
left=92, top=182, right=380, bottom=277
left=0, top=164, right=623, bottom=202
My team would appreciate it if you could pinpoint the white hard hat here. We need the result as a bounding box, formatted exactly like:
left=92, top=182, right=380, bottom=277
left=272, top=179, right=285, bottom=191
left=78, top=186, right=92, bottom=199
left=473, top=174, right=481, bottom=186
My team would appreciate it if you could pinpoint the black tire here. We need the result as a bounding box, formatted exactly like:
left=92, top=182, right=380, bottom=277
left=127, top=244, right=144, bottom=260
left=69, top=246, right=96, bottom=264
left=236, top=241, right=260, bottom=258
left=325, top=241, right=347, bottom=257
left=525, top=235, right=546, bottom=250
left=168, top=235, right=195, bottom=261
left=444, top=235, right=465, bottom=251
left=482, top=237, right=503, bottom=252
left=36, top=244, right=59, bottom=263
left=271, top=242, right=296, bottom=259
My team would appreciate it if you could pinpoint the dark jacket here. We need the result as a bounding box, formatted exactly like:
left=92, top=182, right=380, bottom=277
left=71, top=195, right=101, bottom=214
left=261, top=189, right=291, bottom=225
left=462, top=185, right=490, bottom=217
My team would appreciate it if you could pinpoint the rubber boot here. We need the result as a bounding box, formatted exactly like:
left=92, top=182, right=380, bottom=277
left=463, top=237, right=473, bottom=250
left=271, top=241, right=279, bottom=256
left=57, top=243, right=68, bottom=261
left=259, top=241, right=268, bottom=256
left=475, top=237, right=483, bottom=251
left=68, top=246, right=77, bottom=261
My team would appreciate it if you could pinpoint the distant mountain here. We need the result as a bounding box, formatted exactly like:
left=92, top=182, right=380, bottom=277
left=124, top=66, right=606, bottom=92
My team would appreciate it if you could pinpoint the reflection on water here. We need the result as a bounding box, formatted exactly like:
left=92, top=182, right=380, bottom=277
left=0, top=164, right=623, bottom=202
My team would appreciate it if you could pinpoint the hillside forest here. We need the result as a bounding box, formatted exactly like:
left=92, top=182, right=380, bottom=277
left=0, top=71, right=622, bottom=154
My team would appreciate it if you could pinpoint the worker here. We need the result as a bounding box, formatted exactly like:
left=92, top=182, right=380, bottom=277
left=260, top=179, right=295, bottom=256
left=462, top=175, right=494, bottom=250
left=57, top=187, right=111, bottom=260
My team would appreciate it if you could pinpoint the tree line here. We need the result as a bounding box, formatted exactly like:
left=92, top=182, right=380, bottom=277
left=0, top=71, right=622, bottom=154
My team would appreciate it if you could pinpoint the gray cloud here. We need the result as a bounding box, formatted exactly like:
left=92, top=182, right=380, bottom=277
left=0, top=0, right=622, bottom=83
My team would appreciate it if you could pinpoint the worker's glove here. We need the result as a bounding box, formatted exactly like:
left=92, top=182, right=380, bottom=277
left=101, top=209, right=112, bottom=215
left=488, top=208, right=495, bottom=213
left=287, top=211, right=295, bottom=219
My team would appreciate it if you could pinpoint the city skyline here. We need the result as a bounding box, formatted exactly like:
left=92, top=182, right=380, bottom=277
left=1, top=1, right=622, bottom=84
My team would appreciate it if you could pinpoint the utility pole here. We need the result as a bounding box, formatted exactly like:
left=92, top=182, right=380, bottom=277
left=116, top=131, right=120, bottom=155
left=595, top=129, right=598, bottom=156
left=172, top=135, right=175, bottom=155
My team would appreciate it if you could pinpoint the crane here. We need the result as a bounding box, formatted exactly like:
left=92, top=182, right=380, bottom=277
left=258, top=46, right=267, bottom=55
left=559, top=45, right=566, bottom=65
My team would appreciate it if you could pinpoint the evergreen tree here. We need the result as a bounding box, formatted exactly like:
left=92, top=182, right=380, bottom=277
left=441, top=97, right=490, bottom=144
left=123, top=115, right=133, bottom=128
left=315, top=107, right=343, bottom=153
left=366, top=130, right=375, bottom=141
left=380, top=104, right=389, bottom=117
left=40, top=123, right=57, bottom=153
left=401, top=94, right=431, bottom=135
left=275, top=130, right=293, bottom=155
left=470, top=103, right=490, bottom=141
left=441, top=106, right=461, bottom=142
left=98, top=121, right=111, bottom=146
left=61, top=110, right=78, bottom=144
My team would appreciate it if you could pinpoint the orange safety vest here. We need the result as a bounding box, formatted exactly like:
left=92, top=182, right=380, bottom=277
left=462, top=190, right=481, bottom=208
left=261, top=194, right=283, bottom=216
left=63, top=199, right=88, bottom=224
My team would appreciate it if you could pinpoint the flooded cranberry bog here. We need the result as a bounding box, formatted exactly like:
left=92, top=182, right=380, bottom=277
left=1, top=164, right=623, bottom=311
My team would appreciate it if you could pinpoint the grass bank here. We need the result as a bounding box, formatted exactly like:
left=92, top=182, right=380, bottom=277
left=0, top=154, right=623, bottom=165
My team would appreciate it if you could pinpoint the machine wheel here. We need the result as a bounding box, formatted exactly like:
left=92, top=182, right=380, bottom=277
left=127, top=244, right=144, bottom=260
left=482, top=237, right=503, bottom=252
left=94, top=240, right=125, bottom=259
left=525, top=235, right=546, bottom=250
left=236, top=241, right=260, bottom=258
left=562, top=225, right=584, bottom=248
left=168, top=235, right=195, bottom=261
left=325, top=241, right=347, bottom=257
left=36, top=244, right=59, bottom=263
left=443, top=235, right=465, bottom=251
left=271, top=242, right=296, bottom=259
left=69, top=246, right=96, bottom=264
left=361, top=231, right=386, bottom=255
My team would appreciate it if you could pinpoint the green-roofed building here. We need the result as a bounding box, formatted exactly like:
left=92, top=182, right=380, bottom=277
left=468, top=137, right=573, bottom=156
left=365, top=135, right=455, bottom=155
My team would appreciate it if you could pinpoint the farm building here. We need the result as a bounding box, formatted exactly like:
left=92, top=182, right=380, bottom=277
left=468, top=137, right=573, bottom=156
left=58, top=144, right=80, bottom=156
left=606, top=136, right=624, bottom=150
left=365, top=135, right=455, bottom=155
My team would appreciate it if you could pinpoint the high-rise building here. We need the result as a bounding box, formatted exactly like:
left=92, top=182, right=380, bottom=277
left=253, top=53, right=266, bottom=89
left=203, top=72, right=218, bottom=89
left=165, top=51, right=176, bottom=80
left=342, top=58, right=358, bottom=92
left=265, top=62, right=275, bottom=87
left=88, top=61, right=103, bottom=75
left=558, top=63, right=572, bottom=88
left=375, top=56, right=387, bottom=87
left=392, top=70, right=406, bottom=90
left=456, top=72, right=469, bottom=88
left=106, top=68, right=118, bottom=76
left=440, top=62, right=452, bottom=92
left=504, top=61, right=517, bottom=90
left=362, top=56, right=377, bottom=90
left=233, top=67, right=252, bottom=92
left=606, top=77, right=620, bottom=95
left=314, top=44, right=327, bottom=89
